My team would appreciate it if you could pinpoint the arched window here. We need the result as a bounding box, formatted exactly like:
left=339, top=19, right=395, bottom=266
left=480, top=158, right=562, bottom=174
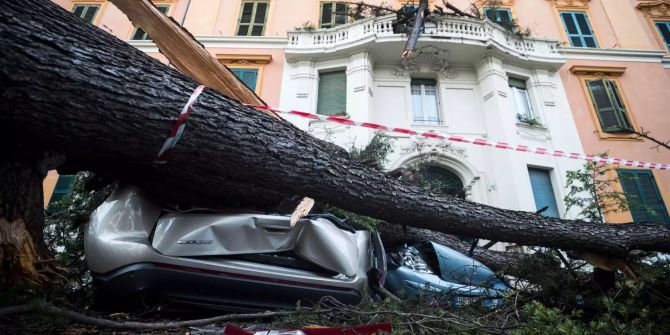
left=420, top=165, right=465, bottom=198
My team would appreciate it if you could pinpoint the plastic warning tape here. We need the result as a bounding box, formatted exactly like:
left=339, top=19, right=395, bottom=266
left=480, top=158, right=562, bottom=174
left=247, top=104, right=669, bottom=171
left=154, top=85, right=206, bottom=164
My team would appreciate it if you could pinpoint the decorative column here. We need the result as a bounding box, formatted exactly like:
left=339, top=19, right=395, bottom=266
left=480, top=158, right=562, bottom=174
left=475, top=54, right=525, bottom=210
left=346, top=51, right=374, bottom=148
left=279, top=59, right=317, bottom=130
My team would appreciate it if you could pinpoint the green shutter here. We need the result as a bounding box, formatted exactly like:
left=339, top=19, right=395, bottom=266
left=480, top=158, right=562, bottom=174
left=317, top=71, right=347, bottom=116
left=72, top=4, right=100, bottom=24
left=230, top=68, right=258, bottom=91
left=508, top=77, right=527, bottom=89
left=618, top=170, right=670, bottom=224
left=48, top=175, right=75, bottom=206
left=320, top=2, right=348, bottom=28
left=560, top=12, right=597, bottom=47
left=655, top=21, right=670, bottom=51
left=586, top=79, right=632, bottom=133
left=237, top=2, right=268, bottom=36
left=131, top=5, right=169, bottom=40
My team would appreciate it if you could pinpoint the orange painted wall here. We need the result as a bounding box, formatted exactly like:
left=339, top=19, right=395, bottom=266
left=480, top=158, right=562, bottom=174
left=560, top=60, right=670, bottom=222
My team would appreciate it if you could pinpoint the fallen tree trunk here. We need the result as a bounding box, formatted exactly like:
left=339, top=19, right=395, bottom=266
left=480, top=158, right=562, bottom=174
left=376, top=222, right=524, bottom=272
left=2, top=0, right=670, bottom=268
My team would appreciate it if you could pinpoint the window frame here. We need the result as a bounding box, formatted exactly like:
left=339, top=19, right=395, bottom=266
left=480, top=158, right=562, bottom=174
left=617, top=169, right=670, bottom=224
left=508, top=77, right=535, bottom=121
left=577, top=74, right=640, bottom=140
left=236, top=1, right=270, bottom=36
left=229, top=67, right=260, bottom=92
left=316, top=70, right=348, bottom=116
left=410, top=78, right=442, bottom=126
left=128, top=2, right=173, bottom=40
left=69, top=1, right=106, bottom=26
left=527, top=167, right=561, bottom=218
left=559, top=11, right=598, bottom=48
left=319, top=1, right=350, bottom=29
left=654, top=20, right=670, bottom=52
left=483, top=7, right=515, bottom=31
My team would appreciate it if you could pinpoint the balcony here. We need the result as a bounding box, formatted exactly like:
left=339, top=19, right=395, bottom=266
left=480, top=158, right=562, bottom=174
left=286, top=14, right=563, bottom=67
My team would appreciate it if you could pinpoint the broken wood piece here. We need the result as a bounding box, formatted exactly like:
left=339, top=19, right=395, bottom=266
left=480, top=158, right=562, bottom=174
left=108, top=0, right=279, bottom=120
left=290, top=197, right=315, bottom=227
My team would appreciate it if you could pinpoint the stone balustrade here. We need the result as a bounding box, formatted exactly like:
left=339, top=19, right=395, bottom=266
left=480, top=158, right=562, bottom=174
left=286, top=14, right=560, bottom=59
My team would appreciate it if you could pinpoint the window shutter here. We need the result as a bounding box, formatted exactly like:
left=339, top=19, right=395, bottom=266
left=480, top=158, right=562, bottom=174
left=528, top=168, right=560, bottom=218
left=587, top=79, right=623, bottom=132
left=72, top=5, right=99, bottom=24
left=237, top=2, right=254, bottom=35
left=335, top=3, right=348, bottom=25
left=251, top=2, right=268, bottom=36
left=321, top=3, right=333, bottom=28
left=230, top=68, right=258, bottom=91
left=561, top=12, right=597, bottom=48
left=317, top=71, right=347, bottom=116
left=618, top=170, right=670, bottom=224
left=655, top=21, right=670, bottom=51
left=49, top=175, right=75, bottom=205
left=508, top=77, right=527, bottom=89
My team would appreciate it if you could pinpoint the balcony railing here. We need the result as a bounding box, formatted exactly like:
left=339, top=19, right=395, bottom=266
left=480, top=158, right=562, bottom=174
left=287, top=14, right=560, bottom=58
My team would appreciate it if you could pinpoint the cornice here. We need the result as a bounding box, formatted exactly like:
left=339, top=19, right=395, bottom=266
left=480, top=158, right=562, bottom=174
left=569, top=65, right=626, bottom=76
left=559, top=47, right=666, bottom=62
left=550, top=0, right=591, bottom=9
left=217, top=54, right=273, bottom=65
left=636, top=0, right=670, bottom=17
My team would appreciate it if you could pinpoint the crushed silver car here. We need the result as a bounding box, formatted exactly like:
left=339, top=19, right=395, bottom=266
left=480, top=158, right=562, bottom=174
left=85, top=186, right=386, bottom=312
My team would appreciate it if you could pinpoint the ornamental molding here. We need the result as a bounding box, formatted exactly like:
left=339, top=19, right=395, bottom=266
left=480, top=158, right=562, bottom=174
left=569, top=65, right=626, bottom=76
left=393, top=46, right=459, bottom=79
left=217, top=54, right=273, bottom=65
left=551, top=0, right=590, bottom=9
left=636, top=0, right=670, bottom=17
left=473, top=0, right=515, bottom=7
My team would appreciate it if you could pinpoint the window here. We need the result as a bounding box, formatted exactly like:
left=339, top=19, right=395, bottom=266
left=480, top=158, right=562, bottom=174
left=528, top=168, right=560, bottom=218
left=484, top=8, right=514, bottom=31
left=47, top=175, right=75, bottom=208
left=237, top=1, right=269, bottom=36
left=317, top=71, right=347, bottom=116
left=230, top=68, right=259, bottom=91
left=72, top=4, right=100, bottom=24
left=618, top=170, right=670, bottom=224
left=560, top=11, right=597, bottom=47
left=655, top=21, right=670, bottom=51
left=411, top=79, right=440, bottom=125
left=585, top=78, right=632, bottom=133
left=131, top=4, right=170, bottom=40
left=421, top=166, right=465, bottom=198
left=509, top=77, right=534, bottom=121
left=320, top=2, right=348, bottom=29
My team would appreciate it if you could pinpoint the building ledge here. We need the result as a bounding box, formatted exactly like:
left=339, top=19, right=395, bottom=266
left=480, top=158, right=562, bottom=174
left=559, top=47, right=667, bottom=63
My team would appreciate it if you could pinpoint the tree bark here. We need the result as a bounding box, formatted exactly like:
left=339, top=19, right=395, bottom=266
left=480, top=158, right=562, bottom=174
left=376, top=222, right=524, bottom=272
left=401, top=0, right=428, bottom=57
left=0, top=147, right=62, bottom=282
left=2, top=0, right=670, bottom=259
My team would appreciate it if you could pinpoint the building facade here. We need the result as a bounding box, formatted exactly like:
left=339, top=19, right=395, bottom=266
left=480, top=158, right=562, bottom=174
left=50, top=0, right=669, bottom=228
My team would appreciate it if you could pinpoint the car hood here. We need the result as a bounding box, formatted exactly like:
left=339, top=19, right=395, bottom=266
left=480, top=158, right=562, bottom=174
left=152, top=213, right=362, bottom=277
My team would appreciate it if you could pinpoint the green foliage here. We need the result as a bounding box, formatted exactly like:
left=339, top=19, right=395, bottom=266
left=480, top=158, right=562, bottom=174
left=563, top=154, right=628, bottom=223
left=43, top=172, right=115, bottom=304
left=517, top=114, right=543, bottom=127
left=348, top=132, right=395, bottom=170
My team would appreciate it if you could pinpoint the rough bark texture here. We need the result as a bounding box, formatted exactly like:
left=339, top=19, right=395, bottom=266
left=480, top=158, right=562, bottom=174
left=2, top=0, right=670, bottom=258
left=402, top=0, right=428, bottom=57
left=0, top=149, right=62, bottom=281
left=376, top=222, right=524, bottom=272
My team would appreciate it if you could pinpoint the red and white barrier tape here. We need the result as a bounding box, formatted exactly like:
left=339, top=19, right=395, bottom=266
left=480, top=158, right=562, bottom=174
left=154, top=85, right=206, bottom=164
left=247, top=104, right=669, bottom=171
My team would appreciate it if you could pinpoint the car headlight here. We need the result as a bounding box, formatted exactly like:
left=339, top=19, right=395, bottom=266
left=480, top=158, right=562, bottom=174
left=398, top=246, right=433, bottom=274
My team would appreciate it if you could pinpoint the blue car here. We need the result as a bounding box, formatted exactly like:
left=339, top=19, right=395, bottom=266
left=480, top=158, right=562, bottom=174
left=384, top=241, right=507, bottom=306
